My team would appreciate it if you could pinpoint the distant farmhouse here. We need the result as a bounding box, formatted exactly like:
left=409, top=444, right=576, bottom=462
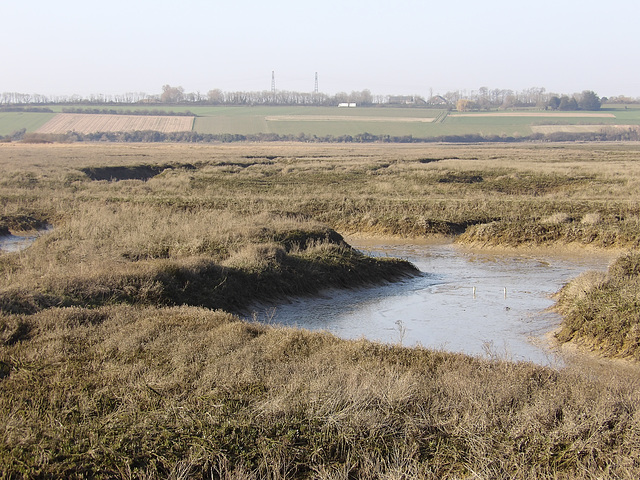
left=427, top=95, right=450, bottom=106
left=389, top=95, right=427, bottom=106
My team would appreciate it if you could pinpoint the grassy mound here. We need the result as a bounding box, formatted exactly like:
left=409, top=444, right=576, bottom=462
left=555, top=253, right=640, bottom=360
left=457, top=214, right=640, bottom=249
left=0, top=208, right=416, bottom=315
left=1, top=240, right=415, bottom=315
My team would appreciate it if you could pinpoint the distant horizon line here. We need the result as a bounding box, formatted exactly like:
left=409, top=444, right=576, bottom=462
left=2, top=85, right=639, bottom=104
left=4, top=82, right=639, bottom=100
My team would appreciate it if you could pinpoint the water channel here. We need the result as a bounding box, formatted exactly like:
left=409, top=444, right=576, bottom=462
left=0, top=229, right=49, bottom=253
left=2, top=230, right=614, bottom=366
left=246, top=239, right=615, bottom=366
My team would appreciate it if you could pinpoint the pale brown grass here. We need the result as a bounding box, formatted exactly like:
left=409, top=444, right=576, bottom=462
left=2, top=305, right=639, bottom=478
left=555, top=253, right=640, bottom=360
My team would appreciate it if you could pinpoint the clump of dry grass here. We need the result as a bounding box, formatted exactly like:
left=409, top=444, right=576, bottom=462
left=555, top=252, right=640, bottom=360
left=581, top=212, right=602, bottom=225
left=457, top=210, right=640, bottom=248
left=542, top=212, right=572, bottom=224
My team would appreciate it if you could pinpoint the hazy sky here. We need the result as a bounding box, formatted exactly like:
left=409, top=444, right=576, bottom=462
left=3, top=0, right=640, bottom=99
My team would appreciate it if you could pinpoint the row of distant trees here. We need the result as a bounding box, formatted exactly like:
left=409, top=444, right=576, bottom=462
left=456, top=90, right=604, bottom=112
left=1, top=85, right=638, bottom=108
left=0, top=86, right=386, bottom=107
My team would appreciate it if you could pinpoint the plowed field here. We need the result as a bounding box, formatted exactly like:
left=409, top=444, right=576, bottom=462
left=36, top=113, right=194, bottom=134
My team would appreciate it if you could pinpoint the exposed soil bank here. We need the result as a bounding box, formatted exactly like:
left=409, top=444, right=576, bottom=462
left=344, top=231, right=629, bottom=257
left=80, top=163, right=196, bottom=181
left=547, top=328, right=640, bottom=377
left=0, top=215, right=49, bottom=234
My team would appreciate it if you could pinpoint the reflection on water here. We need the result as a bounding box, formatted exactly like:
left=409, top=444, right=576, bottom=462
left=246, top=241, right=613, bottom=366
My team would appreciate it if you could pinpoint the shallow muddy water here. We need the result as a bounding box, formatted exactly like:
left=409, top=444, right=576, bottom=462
left=0, top=227, right=51, bottom=253
left=0, top=233, right=40, bottom=253
left=247, top=240, right=614, bottom=366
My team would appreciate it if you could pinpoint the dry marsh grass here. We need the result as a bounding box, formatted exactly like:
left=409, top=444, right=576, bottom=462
left=555, top=253, right=640, bottom=360
left=2, top=142, right=640, bottom=477
left=2, top=305, right=640, bottom=479
left=0, top=202, right=413, bottom=314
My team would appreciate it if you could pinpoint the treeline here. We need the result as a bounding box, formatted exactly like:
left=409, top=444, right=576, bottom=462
left=10, top=127, right=640, bottom=145
left=4, top=85, right=639, bottom=108
left=0, top=87, right=389, bottom=107
left=454, top=89, right=606, bottom=111
left=203, top=88, right=386, bottom=106
left=60, top=107, right=196, bottom=116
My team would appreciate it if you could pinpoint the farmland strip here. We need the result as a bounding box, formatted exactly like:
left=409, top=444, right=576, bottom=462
left=265, top=115, right=436, bottom=123
left=35, top=113, right=193, bottom=134
left=452, top=112, right=616, bottom=118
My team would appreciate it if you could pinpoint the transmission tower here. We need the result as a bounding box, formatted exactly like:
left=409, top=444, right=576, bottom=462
left=271, top=71, right=276, bottom=96
left=314, top=72, right=319, bottom=94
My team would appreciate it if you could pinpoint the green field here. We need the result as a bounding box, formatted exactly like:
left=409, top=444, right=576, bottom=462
left=0, top=112, right=55, bottom=136
left=2, top=104, right=640, bottom=138
left=190, top=106, right=443, bottom=136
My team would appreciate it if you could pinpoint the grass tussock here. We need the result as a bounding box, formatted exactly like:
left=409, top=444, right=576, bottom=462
left=1, top=305, right=640, bottom=479
left=555, top=252, right=640, bottom=360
